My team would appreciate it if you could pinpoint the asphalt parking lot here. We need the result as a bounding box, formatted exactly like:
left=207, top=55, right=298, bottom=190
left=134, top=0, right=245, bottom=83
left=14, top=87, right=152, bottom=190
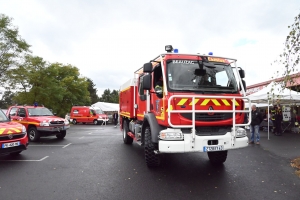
left=0, top=124, right=300, bottom=200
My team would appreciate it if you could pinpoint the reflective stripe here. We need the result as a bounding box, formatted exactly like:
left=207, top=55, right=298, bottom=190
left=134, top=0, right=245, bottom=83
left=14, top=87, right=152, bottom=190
left=201, top=99, right=210, bottom=106
left=166, top=105, right=173, bottom=112
left=177, top=99, right=188, bottom=106
left=221, top=99, right=231, bottom=106
left=189, top=99, right=199, bottom=105
left=211, top=99, right=221, bottom=106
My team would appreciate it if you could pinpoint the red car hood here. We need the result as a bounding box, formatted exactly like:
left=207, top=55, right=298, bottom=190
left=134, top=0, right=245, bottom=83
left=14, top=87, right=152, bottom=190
left=27, top=116, right=65, bottom=122
left=0, top=121, right=24, bottom=135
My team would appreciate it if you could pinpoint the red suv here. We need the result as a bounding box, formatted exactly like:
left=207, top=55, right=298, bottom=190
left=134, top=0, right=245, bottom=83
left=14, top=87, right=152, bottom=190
left=7, top=105, right=70, bottom=142
left=0, top=109, right=28, bottom=156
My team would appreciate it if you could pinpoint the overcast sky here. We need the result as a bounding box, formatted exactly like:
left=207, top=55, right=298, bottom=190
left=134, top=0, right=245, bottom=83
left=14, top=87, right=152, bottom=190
left=1, top=0, right=299, bottom=96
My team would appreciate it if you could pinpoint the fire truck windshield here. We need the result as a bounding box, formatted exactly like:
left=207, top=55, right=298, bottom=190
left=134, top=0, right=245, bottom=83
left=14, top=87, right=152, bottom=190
left=28, top=108, right=54, bottom=116
left=167, top=60, right=239, bottom=93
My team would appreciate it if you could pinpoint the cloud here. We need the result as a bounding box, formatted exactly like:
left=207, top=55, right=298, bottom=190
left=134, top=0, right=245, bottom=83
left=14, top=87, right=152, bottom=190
left=0, top=0, right=299, bottom=96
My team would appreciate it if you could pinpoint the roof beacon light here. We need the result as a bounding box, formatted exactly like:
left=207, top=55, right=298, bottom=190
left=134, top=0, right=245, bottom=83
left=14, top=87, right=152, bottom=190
left=165, top=45, right=173, bottom=53
left=174, top=49, right=178, bottom=53
left=208, top=52, right=213, bottom=55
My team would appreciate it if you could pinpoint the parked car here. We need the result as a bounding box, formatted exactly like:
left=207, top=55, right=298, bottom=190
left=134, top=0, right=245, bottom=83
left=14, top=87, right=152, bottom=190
left=0, top=109, right=28, bottom=156
left=6, top=105, right=70, bottom=142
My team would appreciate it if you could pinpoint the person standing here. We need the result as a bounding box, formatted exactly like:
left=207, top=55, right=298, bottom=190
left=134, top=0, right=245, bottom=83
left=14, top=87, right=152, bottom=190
left=274, top=105, right=283, bottom=136
left=113, top=111, right=118, bottom=128
left=249, top=105, right=263, bottom=145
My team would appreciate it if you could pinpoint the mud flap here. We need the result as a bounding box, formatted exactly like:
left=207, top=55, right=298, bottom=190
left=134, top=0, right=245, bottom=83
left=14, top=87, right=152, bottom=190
left=143, top=113, right=164, bottom=143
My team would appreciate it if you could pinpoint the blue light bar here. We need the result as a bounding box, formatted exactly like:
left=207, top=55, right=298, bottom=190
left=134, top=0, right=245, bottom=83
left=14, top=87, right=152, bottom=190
left=174, top=49, right=178, bottom=53
left=208, top=52, right=213, bottom=55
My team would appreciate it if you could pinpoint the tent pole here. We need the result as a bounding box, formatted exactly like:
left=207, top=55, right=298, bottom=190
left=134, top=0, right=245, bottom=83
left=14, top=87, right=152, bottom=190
left=268, top=100, right=270, bottom=140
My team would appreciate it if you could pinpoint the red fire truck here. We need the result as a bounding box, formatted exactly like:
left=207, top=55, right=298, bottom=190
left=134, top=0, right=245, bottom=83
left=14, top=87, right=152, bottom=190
left=119, top=45, right=251, bottom=167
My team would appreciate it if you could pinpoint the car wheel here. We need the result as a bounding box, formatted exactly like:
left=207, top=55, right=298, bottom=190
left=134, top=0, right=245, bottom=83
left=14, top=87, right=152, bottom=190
left=93, top=120, right=98, bottom=125
left=123, top=121, right=133, bottom=144
left=207, top=150, right=228, bottom=165
left=56, top=130, right=66, bottom=140
left=144, top=126, right=160, bottom=167
left=10, top=151, right=22, bottom=156
left=28, top=127, right=40, bottom=142
left=72, top=119, right=77, bottom=125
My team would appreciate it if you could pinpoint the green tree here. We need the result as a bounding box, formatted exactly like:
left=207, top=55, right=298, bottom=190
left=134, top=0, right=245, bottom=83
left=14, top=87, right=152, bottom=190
left=87, top=78, right=99, bottom=104
left=7, top=55, right=90, bottom=117
left=0, top=90, right=15, bottom=108
left=274, top=12, right=300, bottom=91
left=0, top=14, right=30, bottom=81
left=99, top=88, right=119, bottom=103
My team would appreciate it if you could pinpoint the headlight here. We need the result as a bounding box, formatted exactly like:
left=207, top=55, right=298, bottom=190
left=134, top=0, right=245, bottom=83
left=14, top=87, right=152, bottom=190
left=22, top=125, right=27, bottom=134
left=235, top=128, right=247, bottom=137
left=159, top=129, right=184, bottom=140
left=98, top=116, right=103, bottom=119
left=40, top=122, right=50, bottom=126
left=64, top=120, right=69, bottom=125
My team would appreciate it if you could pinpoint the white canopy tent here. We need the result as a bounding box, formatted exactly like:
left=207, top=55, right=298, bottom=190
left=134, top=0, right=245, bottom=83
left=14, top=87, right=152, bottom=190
left=91, top=102, right=119, bottom=112
left=247, top=81, right=300, bottom=140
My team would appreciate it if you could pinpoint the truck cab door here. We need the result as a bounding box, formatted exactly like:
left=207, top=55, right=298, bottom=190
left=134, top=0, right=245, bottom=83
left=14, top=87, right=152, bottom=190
left=16, top=108, right=27, bottom=127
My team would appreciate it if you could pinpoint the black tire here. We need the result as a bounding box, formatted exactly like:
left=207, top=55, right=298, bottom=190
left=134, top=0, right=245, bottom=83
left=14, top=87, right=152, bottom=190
left=144, top=126, right=160, bottom=167
left=10, top=151, right=22, bottom=156
left=28, top=127, right=40, bottom=142
left=93, top=120, right=98, bottom=125
left=72, top=119, right=77, bottom=125
left=123, top=121, right=133, bottom=144
left=56, top=130, right=66, bottom=140
left=207, top=151, right=228, bottom=165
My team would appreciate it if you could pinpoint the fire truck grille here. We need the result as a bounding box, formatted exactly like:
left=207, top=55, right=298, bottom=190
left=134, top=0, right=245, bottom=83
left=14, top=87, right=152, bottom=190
left=181, top=126, right=231, bottom=136
left=180, top=113, right=232, bottom=121
left=0, top=133, right=26, bottom=141
left=50, top=121, right=64, bottom=125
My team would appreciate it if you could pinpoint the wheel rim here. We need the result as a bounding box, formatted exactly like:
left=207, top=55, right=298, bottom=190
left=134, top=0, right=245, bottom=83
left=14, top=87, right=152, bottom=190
left=29, top=130, right=35, bottom=140
left=73, top=120, right=76, bottom=124
left=94, top=120, right=97, bottom=125
left=123, top=127, right=126, bottom=139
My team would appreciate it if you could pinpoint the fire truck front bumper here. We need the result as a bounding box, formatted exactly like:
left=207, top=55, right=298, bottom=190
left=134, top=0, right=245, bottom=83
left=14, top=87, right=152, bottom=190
left=158, top=133, right=248, bottom=153
left=37, top=125, right=70, bottom=132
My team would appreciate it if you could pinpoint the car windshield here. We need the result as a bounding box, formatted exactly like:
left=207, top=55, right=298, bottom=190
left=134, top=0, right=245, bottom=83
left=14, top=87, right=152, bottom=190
left=167, top=59, right=239, bottom=93
left=94, top=109, right=104, bottom=114
left=0, top=109, right=9, bottom=122
left=28, top=108, right=54, bottom=116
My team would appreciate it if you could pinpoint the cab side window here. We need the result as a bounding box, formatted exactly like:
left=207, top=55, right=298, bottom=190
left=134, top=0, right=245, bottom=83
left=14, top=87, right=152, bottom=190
left=9, top=107, right=17, bottom=117
left=18, top=108, right=26, bottom=117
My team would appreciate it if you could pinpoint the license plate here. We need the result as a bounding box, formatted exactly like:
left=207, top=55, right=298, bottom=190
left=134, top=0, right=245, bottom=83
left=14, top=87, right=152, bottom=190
left=203, top=145, right=224, bottom=152
left=2, top=141, right=20, bottom=148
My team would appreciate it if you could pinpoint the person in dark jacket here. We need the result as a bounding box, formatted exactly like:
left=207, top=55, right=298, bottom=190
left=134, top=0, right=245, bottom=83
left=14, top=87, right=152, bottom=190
left=113, top=111, right=118, bottom=128
left=274, top=105, right=283, bottom=136
left=249, top=105, right=263, bottom=144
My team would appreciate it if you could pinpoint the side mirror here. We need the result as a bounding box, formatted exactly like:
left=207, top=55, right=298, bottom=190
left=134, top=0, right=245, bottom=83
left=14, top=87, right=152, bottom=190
left=53, top=113, right=57, bottom=116
left=143, top=63, right=153, bottom=73
left=240, top=80, right=246, bottom=92
left=239, top=69, right=245, bottom=79
left=142, top=74, right=152, bottom=90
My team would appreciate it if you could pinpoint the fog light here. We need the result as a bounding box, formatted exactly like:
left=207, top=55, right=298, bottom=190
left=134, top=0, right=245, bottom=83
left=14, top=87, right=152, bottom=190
left=235, top=128, right=247, bottom=137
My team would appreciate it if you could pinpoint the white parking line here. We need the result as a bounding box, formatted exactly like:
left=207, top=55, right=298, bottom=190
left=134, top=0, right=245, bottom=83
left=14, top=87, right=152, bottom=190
left=88, top=132, right=92, bottom=135
left=79, top=136, right=85, bottom=139
left=62, top=143, right=72, bottom=148
left=30, top=145, right=65, bottom=147
left=1, top=156, right=49, bottom=162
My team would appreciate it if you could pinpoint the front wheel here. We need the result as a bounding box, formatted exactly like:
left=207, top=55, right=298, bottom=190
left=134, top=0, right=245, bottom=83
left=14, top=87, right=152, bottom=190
left=72, top=119, right=77, bottom=125
left=123, top=121, right=133, bottom=144
left=93, top=120, right=98, bottom=125
left=28, top=127, right=40, bottom=142
left=144, top=126, right=160, bottom=167
left=207, top=151, right=228, bottom=165
left=56, top=131, right=66, bottom=140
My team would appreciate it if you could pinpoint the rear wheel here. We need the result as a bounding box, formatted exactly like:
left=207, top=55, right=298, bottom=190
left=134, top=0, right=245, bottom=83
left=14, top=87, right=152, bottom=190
left=72, top=119, right=77, bottom=125
left=123, top=121, right=133, bottom=144
left=56, top=131, right=66, bottom=140
left=144, top=126, right=160, bottom=167
left=28, top=127, right=40, bottom=142
left=10, top=151, right=22, bottom=156
left=207, top=151, right=228, bottom=165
